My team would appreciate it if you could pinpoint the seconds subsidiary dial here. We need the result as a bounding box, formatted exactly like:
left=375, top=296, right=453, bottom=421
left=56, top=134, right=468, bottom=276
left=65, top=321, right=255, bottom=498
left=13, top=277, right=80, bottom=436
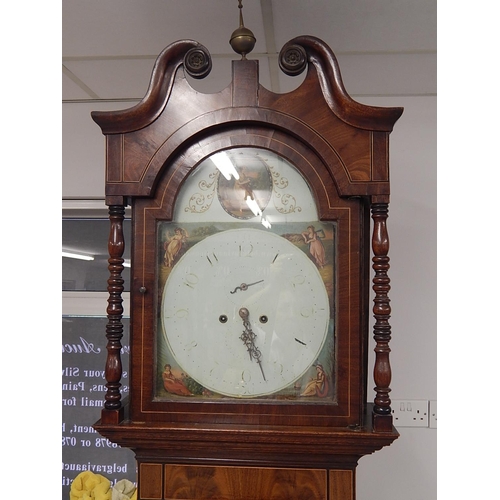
left=161, top=228, right=330, bottom=398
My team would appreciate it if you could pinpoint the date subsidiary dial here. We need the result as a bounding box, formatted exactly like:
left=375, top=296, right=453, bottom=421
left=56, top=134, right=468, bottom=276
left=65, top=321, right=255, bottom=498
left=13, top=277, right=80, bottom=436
left=161, top=228, right=330, bottom=398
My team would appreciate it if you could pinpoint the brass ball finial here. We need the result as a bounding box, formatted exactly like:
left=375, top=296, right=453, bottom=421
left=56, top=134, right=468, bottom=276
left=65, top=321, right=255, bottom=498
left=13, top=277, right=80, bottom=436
left=229, top=0, right=256, bottom=59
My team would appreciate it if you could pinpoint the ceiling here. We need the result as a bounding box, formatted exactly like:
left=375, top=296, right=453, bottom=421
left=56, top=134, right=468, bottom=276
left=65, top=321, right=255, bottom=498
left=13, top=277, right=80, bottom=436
left=62, top=0, right=437, bottom=102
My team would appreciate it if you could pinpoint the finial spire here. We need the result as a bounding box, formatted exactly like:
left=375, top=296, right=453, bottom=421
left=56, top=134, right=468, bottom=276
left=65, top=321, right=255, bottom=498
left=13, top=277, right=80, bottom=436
left=238, top=0, right=244, bottom=27
left=229, top=0, right=256, bottom=59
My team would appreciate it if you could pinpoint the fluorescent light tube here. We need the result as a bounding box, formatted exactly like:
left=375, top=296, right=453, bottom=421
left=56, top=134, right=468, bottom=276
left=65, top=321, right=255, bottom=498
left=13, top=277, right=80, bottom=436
left=245, top=196, right=262, bottom=217
left=261, top=217, right=272, bottom=229
left=211, top=151, right=240, bottom=180
left=62, top=251, right=95, bottom=261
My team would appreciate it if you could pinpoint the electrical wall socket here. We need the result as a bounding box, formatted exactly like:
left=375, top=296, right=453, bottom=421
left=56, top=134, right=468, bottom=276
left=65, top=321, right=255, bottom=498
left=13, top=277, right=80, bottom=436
left=392, top=400, right=429, bottom=427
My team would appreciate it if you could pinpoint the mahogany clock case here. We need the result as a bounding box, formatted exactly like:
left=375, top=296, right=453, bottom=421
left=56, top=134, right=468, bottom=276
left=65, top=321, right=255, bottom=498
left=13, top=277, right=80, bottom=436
left=91, top=36, right=402, bottom=438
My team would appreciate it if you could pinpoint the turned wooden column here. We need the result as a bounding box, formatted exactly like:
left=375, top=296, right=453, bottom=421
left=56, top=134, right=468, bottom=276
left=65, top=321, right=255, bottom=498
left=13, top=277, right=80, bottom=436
left=371, top=201, right=393, bottom=432
left=102, top=203, right=126, bottom=424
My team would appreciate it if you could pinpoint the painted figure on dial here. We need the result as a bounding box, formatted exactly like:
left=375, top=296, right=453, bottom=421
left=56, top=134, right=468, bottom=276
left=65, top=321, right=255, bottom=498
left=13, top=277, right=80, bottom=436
left=300, top=364, right=330, bottom=397
left=162, top=364, right=193, bottom=396
left=164, top=227, right=188, bottom=267
left=302, top=225, right=326, bottom=268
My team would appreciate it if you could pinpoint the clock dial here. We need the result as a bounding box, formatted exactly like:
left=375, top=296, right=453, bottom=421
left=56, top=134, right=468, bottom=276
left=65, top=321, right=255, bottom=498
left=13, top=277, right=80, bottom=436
left=161, top=228, right=330, bottom=398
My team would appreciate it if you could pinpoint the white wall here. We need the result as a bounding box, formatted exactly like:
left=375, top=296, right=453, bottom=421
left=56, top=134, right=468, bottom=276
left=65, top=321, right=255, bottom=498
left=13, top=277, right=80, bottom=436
left=62, top=92, right=437, bottom=500
left=356, top=95, right=436, bottom=500
left=63, top=101, right=132, bottom=198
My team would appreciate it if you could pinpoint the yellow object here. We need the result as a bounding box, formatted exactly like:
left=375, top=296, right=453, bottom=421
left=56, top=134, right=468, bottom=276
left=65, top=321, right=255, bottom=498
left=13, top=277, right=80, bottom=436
left=70, top=471, right=111, bottom=500
left=112, top=479, right=137, bottom=500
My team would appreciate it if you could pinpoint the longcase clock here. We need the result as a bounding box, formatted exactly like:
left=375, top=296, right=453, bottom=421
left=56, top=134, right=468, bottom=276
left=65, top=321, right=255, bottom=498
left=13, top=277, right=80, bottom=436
left=92, top=31, right=403, bottom=500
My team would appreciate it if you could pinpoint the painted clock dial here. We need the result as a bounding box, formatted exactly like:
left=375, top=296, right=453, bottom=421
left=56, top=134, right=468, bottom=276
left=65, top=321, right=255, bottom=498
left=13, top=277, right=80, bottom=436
left=161, top=228, right=330, bottom=398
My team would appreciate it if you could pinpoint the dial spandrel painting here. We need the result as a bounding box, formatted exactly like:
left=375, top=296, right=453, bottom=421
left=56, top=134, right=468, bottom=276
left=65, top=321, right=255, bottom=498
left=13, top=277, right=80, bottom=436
left=154, top=148, right=337, bottom=403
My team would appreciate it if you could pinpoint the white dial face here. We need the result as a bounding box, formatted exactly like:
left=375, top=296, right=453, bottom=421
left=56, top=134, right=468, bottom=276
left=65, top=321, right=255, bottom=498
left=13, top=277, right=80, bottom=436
left=161, top=228, right=330, bottom=398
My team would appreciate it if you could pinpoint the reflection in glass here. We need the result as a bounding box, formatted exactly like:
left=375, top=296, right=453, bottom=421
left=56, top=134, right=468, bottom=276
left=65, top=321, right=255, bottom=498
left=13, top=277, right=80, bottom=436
left=62, top=219, right=131, bottom=291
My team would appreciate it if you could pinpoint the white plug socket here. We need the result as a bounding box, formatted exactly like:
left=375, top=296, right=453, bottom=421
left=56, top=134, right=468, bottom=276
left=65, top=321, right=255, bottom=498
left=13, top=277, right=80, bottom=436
left=392, top=399, right=429, bottom=427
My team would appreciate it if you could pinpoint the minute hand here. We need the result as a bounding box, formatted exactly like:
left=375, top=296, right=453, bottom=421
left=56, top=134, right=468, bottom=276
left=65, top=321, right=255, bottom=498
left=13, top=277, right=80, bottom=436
left=230, top=280, right=264, bottom=294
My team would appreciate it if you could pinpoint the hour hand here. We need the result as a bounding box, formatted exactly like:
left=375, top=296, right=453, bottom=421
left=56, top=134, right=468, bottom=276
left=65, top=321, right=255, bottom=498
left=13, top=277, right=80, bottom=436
left=230, top=280, right=264, bottom=294
left=239, top=307, right=266, bottom=381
